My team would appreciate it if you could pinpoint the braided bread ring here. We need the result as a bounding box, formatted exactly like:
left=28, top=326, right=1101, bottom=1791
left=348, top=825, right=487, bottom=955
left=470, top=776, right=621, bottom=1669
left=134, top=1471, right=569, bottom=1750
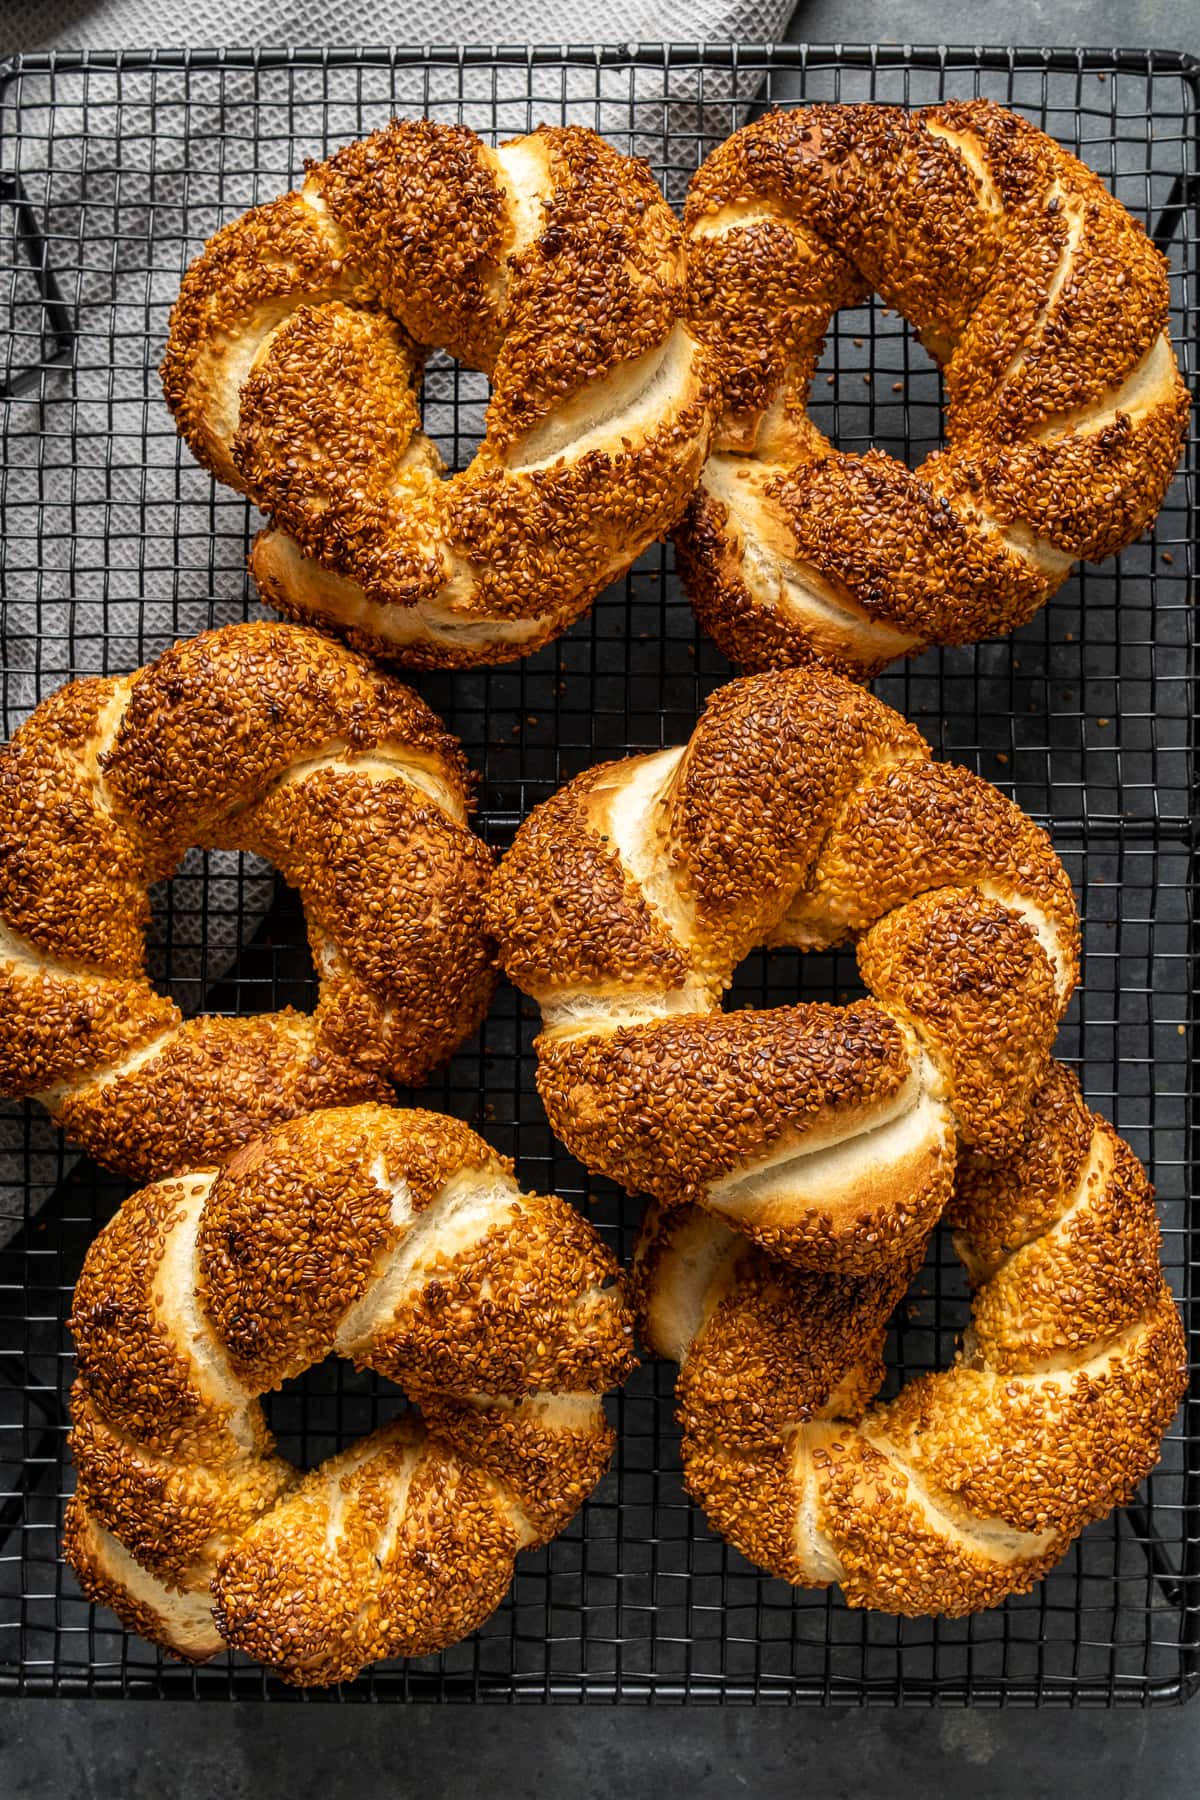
left=487, top=668, right=1079, bottom=1274
left=162, top=119, right=712, bottom=669
left=64, top=1104, right=634, bottom=1685
left=0, top=623, right=494, bottom=1179
left=675, top=100, right=1189, bottom=676
left=636, top=1065, right=1186, bottom=1614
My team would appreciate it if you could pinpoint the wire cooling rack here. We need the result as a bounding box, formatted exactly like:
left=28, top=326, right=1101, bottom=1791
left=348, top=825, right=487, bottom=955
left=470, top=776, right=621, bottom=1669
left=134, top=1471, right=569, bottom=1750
left=0, top=43, right=1196, bottom=1706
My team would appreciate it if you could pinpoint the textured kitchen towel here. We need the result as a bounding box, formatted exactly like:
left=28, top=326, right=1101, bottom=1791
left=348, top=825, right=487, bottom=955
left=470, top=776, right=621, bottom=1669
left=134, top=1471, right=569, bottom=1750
left=5, top=2, right=796, bottom=61
left=0, top=17, right=794, bottom=1229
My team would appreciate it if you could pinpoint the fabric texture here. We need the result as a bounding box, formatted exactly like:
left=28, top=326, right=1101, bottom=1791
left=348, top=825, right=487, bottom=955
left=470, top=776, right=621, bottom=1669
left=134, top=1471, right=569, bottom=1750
left=5, top=2, right=794, bottom=56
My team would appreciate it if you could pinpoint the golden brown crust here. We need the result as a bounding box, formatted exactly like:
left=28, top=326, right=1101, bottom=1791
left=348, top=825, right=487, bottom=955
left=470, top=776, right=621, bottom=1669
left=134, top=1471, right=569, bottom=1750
left=683, top=213, right=863, bottom=438
left=483, top=765, right=691, bottom=999
left=62, top=1497, right=222, bottom=1664
left=948, top=1059, right=1093, bottom=1273
left=0, top=963, right=178, bottom=1099
left=856, top=886, right=1060, bottom=1154
left=367, top=1192, right=633, bottom=1396
left=536, top=1000, right=914, bottom=1212
left=311, top=120, right=508, bottom=368
left=780, top=759, right=1078, bottom=952
left=159, top=190, right=366, bottom=489
left=52, top=1013, right=388, bottom=1183
left=648, top=1066, right=1186, bottom=1617
left=240, top=770, right=495, bottom=1082
left=441, top=379, right=711, bottom=625
left=0, top=677, right=149, bottom=973
left=69, top=1176, right=241, bottom=1460
left=676, top=98, right=1189, bottom=675
left=0, top=623, right=493, bottom=1179
left=491, top=667, right=1078, bottom=1272
left=162, top=119, right=712, bottom=667
left=415, top=1393, right=616, bottom=1544
left=665, top=668, right=927, bottom=968
left=104, top=620, right=472, bottom=853
left=486, top=126, right=683, bottom=445
left=70, top=1385, right=294, bottom=1586
left=674, top=1257, right=904, bottom=1450
left=65, top=1105, right=634, bottom=1685
left=232, top=304, right=445, bottom=611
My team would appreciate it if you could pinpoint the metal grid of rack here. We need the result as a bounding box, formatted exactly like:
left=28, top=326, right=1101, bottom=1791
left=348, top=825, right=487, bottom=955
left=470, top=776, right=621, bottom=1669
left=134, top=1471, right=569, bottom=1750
left=0, top=43, right=1196, bottom=1704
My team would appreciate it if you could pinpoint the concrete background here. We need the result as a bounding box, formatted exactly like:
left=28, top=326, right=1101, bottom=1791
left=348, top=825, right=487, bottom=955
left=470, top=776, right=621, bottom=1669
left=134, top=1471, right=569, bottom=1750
left=1, top=1, right=1197, bottom=1793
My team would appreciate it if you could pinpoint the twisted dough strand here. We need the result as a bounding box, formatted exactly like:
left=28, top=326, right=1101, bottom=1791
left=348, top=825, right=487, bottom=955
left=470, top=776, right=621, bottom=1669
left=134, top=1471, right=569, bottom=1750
left=488, top=668, right=1079, bottom=1275
left=636, top=1066, right=1185, bottom=1614
left=0, top=623, right=494, bottom=1178
left=676, top=100, right=1189, bottom=675
left=65, top=1105, right=634, bottom=1685
left=162, top=120, right=712, bottom=667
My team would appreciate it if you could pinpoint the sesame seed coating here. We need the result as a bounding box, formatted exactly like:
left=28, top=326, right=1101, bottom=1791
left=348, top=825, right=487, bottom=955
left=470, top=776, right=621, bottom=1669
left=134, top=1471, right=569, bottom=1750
left=70, top=1382, right=295, bottom=1587
left=364, top=1193, right=635, bottom=1399
left=485, top=126, right=682, bottom=444
left=413, top=1392, right=617, bottom=1545
left=70, top=1173, right=249, bottom=1461
left=781, top=759, right=1077, bottom=953
left=54, top=1013, right=388, bottom=1183
left=487, top=764, right=692, bottom=999
left=0, top=622, right=494, bottom=1179
left=211, top=1427, right=521, bottom=1684
left=0, top=675, right=148, bottom=972
left=536, top=1001, right=948, bottom=1276
left=233, top=303, right=446, bottom=614
left=62, top=1496, right=224, bottom=1663
left=159, top=190, right=367, bottom=490
left=312, top=120, right=508, bottom=369
left=641, top=1066, right=1186, bottom=1615
left=856, top=886, right=1060, bottom=1154
left=675, top=99, right=1189, bottom=676
left=671, top=1252, right=911, bottom=1452
left=237, top=769, right=494, bottom=1082
left=948, top=1059, right=1093, bottom=1274
left=162, top=118, right=713, bottom=668
left=665, top=668, right=926, bottom=972
left=0, top=962, right=179, bottom=1100
left=104, top=619, right=472, bottom=857
left=490, top=666, right=1076, bottom=1271
left=64, top=1105, right=633, bottom=1684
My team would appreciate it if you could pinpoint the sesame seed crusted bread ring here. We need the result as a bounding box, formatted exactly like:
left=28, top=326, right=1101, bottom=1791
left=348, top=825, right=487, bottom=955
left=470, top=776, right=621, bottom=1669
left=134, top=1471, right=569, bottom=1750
left=676, top=100, right=1190, bottom=677
left=486, top=667, right=1080, bottom=1276
left=0, top=622, right=495, bottom=1180
left=635, top=1065, right=1186, bottom=1615
left=161, top=119, right=712, bottom=669
left=63, top=1104, right=634, bottom=1685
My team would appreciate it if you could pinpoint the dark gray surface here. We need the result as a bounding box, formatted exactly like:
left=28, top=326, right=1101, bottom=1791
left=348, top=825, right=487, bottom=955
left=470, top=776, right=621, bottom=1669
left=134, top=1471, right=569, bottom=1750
left=2, top=2, right=1198, bottom=1794
left=1, top=1695, right=1199, bottom=1796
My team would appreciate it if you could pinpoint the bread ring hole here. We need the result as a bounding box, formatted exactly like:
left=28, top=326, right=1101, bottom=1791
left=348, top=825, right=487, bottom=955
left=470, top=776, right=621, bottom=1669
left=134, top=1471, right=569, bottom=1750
left=725, top=942, right=867, bottom=1018
left=143, top=847, right=315, bottom=1017
left=261, top=1354, right=413, bottom=1474
left=806, top=294, right=945, bottom=471
left=878, top=1227, right=973, bottom=1403
left=419, top=348, right=490, bottom=472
